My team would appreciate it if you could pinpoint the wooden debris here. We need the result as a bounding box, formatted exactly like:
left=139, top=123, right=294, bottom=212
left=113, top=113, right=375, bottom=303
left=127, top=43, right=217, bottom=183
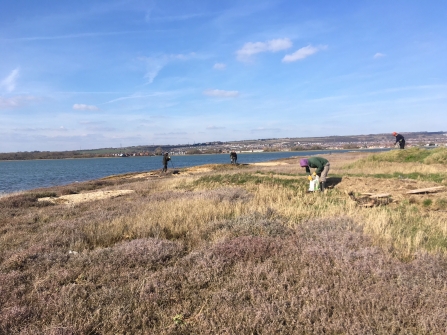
left=361, top=193, right=391, bottom=198
left=405, top=186, right=445, bottom=194
left=348, top=191, right=392, bottom=207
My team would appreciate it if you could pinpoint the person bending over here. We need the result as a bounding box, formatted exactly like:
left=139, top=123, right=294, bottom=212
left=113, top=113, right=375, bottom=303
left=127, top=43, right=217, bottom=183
left=300, top=157, right=330, bottom=192
left=392, top=132, right=405, bottom=149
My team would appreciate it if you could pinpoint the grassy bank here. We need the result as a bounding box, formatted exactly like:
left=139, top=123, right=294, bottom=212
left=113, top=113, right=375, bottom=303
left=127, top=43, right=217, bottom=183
left=1, top=150, right=447, bottom=334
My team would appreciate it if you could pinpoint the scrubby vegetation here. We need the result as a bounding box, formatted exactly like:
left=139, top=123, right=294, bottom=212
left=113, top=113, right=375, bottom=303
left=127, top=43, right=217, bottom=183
left=2, top=152, right=447, bottom=334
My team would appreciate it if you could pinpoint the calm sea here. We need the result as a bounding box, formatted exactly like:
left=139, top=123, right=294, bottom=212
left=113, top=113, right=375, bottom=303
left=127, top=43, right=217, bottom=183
left=0, top=149, right=388, bottom=194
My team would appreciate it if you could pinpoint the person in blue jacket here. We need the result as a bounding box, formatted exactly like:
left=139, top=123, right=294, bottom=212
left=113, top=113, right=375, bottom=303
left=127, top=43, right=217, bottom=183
left=392, top=132, right=405, bottom=149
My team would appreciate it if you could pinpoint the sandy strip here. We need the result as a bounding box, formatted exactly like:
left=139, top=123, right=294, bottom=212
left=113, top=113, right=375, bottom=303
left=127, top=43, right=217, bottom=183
left=251, top=161, right=290, bottom=166
left=38, top=190, right=135, bottom=205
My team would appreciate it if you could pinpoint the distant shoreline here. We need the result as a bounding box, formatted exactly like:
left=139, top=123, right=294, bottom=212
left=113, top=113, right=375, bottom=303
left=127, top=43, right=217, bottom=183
left=0, top=147, right=391, bottom=162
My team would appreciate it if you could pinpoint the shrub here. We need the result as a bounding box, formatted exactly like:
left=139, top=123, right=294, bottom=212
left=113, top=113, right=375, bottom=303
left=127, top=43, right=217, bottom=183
left=0, top=193, right=53, bottom=209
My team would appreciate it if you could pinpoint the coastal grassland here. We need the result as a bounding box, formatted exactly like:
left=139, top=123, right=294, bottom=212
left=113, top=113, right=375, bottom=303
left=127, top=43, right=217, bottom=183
left=1, top=156, right=447, bottom=334
left=340, top=147, right=447, bottom=182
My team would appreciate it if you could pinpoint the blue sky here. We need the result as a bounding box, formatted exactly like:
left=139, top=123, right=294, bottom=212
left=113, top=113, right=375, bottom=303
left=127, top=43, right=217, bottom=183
left=1, top=0, right=446, bottom=152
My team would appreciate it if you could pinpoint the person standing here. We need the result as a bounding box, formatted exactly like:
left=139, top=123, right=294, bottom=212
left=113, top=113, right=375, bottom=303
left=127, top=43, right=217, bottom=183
left=392, top=132, right=405, bottom=149
left=162, top=152, right=171, bottom=172
left=300, top=157, right=330, bottom=192
left=230, top=151, right=238, bottom=164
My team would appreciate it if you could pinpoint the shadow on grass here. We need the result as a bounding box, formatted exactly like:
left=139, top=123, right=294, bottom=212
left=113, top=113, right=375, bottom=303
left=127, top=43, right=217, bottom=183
left=326, top=176, right=342, bottom=188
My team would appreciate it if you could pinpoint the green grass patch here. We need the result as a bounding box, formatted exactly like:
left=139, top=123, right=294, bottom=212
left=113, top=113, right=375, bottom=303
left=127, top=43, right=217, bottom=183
left=193, top=173, right=307, bottom=190
left=346, top=147, right=447, bottom=167
left=344, top=172, right=445, bottom=183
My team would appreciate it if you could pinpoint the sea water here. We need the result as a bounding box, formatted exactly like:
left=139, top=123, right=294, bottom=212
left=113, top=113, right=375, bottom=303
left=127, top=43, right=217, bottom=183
left=0, top=149, right=389, bottom=194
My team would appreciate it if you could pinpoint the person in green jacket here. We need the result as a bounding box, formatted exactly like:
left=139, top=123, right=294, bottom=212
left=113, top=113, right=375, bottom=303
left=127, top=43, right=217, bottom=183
left=300, top=157, right=330, bottom=192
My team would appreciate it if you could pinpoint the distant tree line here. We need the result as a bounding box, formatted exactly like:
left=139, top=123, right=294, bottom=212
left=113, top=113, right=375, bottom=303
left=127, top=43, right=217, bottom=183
left=290, top=145, right=325, bottom=151
left=185, top=148, right=223, bottom=155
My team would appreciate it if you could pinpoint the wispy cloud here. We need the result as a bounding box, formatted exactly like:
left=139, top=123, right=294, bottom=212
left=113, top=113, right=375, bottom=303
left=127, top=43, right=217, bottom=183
left=13, top=126, right=68, bottom=132
left=78, top=121, right=105, bottom=125
left=2, top=30, right=155, bottom=42
left=328, top=111, right=376, bottom=119
left=236, top=38, right=292, bottom=61
left=213, top=63, right=227, bottom=70
left=102, top=92, right=166, bottom=104
left=203, top=89, right=239, bottom=98
left=1, top=68, right=20, bottom=93
left=84, top=126, right=117, bottom=132
left=139, top=53, right=197, bottom=83
left=73, top=104, right=99, bottom=111
left=155, top=132, right=188, bottom=135
left=282, top=45, right=327, bottom=63
left=146, top=12, right=216, bottom=23
left=307, top=95, right=350, bottom=102
left=207, top=125, right=225, bottom=129
left=0, top=95, right=37, bottom=109
left=251, top=127, right=281, bottom=132
left=374, top=52, right=386, bottom=59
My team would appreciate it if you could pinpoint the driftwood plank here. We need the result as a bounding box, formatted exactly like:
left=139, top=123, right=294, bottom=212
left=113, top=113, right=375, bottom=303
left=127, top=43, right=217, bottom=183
left=405, top=186, right=445, bottom=194
left=361, top=193, right=391, bottom=198
left=369, top=193, right=392, bottom=198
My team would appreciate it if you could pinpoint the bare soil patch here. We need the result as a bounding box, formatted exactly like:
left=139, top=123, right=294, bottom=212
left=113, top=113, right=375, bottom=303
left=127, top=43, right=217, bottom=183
left=38, top=189, right=135, bottom=205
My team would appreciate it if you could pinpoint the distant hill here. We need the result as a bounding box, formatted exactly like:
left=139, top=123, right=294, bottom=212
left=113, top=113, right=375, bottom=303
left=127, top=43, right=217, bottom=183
left=1, top=131, right=445, bottom=160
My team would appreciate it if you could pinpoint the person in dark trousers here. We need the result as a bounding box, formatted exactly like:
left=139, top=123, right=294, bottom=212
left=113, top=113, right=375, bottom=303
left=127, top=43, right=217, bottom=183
left=230, top=151, right=238, bottom=164
left=300, top=157, right=330, bottom=192
left=162, top=152, right=171, bottom=172
left=392, top=132, right=405, bottom=149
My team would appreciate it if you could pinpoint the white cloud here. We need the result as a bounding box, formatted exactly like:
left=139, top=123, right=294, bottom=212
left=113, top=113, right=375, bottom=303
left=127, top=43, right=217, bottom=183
left=282, top=45, right=327, bottom=63
left=203, top=89, right=239, bottom=98
left=236, top=38, right=292, bottom=61
left=73, top=103, right=99, bottom=111
left=213, top=63, right=227, bottom=70
left=374, top=52, right=385, bottom=59
left=0, top=95, right=37, bottom=109
left=1, top=68, right=20, bottom=93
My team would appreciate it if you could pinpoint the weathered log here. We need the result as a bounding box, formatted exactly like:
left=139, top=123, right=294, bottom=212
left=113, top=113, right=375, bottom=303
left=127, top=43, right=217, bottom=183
left=405, top=186, right=445, bottom=194
left=361, top=193, right=391, bottom=198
